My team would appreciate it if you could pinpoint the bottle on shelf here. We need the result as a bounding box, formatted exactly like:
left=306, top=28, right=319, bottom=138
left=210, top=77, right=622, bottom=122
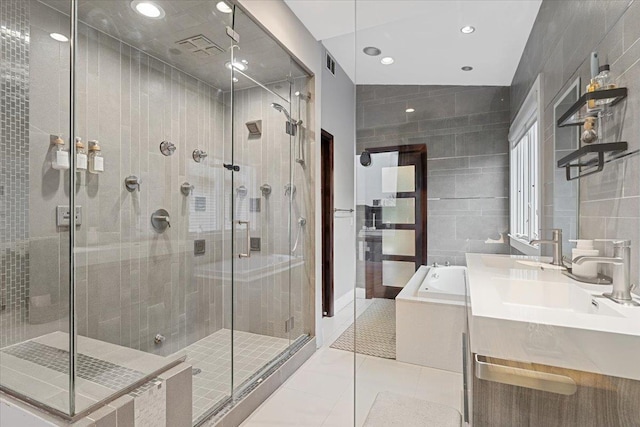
left=586, top=79, right=600, bottom=110
left=594, top=64, right=617, bottom=106
left=51, top=135, right=70, bottom=170
left=75, top=137, right=87, bottom=170
left=88, top=140, right=104, bottom=174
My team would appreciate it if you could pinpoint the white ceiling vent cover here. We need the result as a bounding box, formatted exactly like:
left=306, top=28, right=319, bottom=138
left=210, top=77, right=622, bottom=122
left=176, top=35, right=224, bottom=58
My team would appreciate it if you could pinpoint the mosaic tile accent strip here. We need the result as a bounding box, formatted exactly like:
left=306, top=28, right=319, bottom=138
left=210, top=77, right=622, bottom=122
left=0, top=0, right=30, bottom=348
left=1, top=341, right=147, bottom=390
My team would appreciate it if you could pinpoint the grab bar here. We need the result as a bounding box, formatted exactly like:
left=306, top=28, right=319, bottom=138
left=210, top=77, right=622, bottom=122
left=334, top=208, right=354, bottom=213
left=474, top=354, right=577, bottom=395
left=237, top=220, right=250, bottom=258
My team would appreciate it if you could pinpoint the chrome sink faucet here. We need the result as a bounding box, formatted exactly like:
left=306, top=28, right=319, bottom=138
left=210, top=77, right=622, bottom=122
left=573, top=240, right=639, bottom=306
left=530, top=229, right=564, bottom=267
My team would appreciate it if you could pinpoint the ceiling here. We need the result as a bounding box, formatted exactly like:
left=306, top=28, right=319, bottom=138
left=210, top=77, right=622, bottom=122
left=40, top=0, right=307, bottom=92
left=284, top=0, right=542, bottom=86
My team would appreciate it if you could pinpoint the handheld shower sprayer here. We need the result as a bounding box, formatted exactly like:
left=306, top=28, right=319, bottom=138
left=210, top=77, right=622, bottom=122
left=270, top=102, right=299, bottom=136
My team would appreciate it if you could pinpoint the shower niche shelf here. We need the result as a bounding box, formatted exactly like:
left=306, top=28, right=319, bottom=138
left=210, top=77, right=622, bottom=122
left=557, top=87, right=627, bottom=127
left=557, top=142, right=628, bottom=181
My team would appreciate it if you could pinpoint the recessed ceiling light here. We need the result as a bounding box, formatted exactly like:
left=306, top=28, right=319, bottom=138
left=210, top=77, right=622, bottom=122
left=216, top=1, right=233, bottom=14
left=131, top=1, right=165, bottom=19
left=380, top=57, right=394, bottom=65
left=406, top=108, right=415, bottom=113
left=460, top=25, right=475, bottom=34
left=461, top=66, right=473, bottom=71
left=363, top=46, right=381, bottom=56
left=50, top=33, right=68, bottom=42
left=225, top=61, right=247, bottom=71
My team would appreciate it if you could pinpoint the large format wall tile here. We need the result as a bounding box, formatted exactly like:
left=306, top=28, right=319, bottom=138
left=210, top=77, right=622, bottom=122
left=512, top=0, right=640, bottom=286
left=357, top=84, right=511, bottom=266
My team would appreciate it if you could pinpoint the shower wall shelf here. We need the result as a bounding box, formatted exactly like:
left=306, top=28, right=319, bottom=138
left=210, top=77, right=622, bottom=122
left=557, top=87, right=627, bottom=127
left=557, top=142, right=628, bottom=181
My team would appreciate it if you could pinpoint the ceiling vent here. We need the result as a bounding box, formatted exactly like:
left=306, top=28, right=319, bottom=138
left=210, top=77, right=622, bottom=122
left=176, top=35, right=224, bottom=58
left=325, top=52, right=336, bottom=76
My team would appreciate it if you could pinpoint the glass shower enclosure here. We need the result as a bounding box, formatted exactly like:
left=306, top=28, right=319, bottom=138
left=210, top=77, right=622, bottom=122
left=0, top=0, right=314, bottom=424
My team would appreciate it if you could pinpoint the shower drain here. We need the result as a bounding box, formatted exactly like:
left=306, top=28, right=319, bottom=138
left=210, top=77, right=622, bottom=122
left=192, top=368, right=202, bottom=376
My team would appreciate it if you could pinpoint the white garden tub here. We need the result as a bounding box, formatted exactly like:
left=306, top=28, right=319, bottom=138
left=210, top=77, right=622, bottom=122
left=396, top=265, right=468, bottom=373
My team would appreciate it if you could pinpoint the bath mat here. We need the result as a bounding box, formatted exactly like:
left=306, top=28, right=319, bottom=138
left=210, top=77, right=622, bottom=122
left=330, top=298, right=396, bottom=359
left=363, top=392, right=461, bottom=427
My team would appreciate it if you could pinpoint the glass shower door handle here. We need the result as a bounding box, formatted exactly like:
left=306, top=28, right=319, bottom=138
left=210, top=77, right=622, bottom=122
left=237, top=220, right=251, bottom=258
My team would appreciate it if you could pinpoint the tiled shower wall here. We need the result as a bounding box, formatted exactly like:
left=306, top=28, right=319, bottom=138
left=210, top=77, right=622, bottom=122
left=356, top=85, right=511, bottom=267
left=14, top=1, right=314, bottom=355
left=0, top=0, right=30, bottom=347
left=512, top=0, right=640, bottom=285
left=228, top=79, right=315, bottom=340
left=27, top=0, right=229, bottom=354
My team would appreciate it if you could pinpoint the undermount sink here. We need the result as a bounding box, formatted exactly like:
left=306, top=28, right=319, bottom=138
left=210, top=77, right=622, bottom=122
left=479, top=256, right=566, bottom=271
left=466, top=253, right=640, bottom=381
left=515, top=260, right=566, bottom=270
left=493, top=279, right=623, bottom=317
left=479, top=256, right=533, bottom=269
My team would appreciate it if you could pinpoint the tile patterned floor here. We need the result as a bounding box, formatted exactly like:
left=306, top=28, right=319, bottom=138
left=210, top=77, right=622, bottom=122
left=174, top=329, right=291, bottom=423
left=241, top=297, right=464, bottom=427
left=2, top=341, right=147, bottom=390
left=0, top=332, right=174, bottom=414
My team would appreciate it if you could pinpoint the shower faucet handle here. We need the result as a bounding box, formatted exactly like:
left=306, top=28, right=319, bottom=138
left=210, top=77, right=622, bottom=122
left=124, top=175, right=142, bottom=192
left=193, top=149, right=208, bottom=163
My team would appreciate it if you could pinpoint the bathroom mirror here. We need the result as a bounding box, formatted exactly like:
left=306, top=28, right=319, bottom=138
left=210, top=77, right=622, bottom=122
left=553, top=78, right=580, bottom=258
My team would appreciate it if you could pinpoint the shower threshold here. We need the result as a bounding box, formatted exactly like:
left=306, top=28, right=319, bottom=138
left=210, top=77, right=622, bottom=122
left=184, top=331, right=312, bottom=426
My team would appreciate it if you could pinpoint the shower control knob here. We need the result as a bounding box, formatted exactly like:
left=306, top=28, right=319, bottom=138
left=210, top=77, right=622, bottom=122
left=160, top=141, right=176, bottom=156
left=193, top=149, right=208, bottom=163
left=124, top=175, right=142, bottom=192
left=181, top=182, right=195, bottom=196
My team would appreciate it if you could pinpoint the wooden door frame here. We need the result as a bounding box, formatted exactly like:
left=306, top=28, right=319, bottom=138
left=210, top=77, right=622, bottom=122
left=363, top=144, right=428, bottom=299
left=321, top=130, right=334, bottom=317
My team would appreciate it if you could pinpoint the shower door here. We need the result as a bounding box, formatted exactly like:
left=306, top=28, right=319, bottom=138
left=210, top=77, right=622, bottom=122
left=228, top=7, right=295, bottom=397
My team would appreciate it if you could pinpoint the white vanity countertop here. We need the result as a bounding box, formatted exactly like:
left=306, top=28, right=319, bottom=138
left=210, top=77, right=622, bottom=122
left=466, top=253, right=640, bottom=380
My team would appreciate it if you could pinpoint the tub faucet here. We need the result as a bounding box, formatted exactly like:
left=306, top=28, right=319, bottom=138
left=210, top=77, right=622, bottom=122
left=530, top=229, right=564, bottom=267
left=573, top=240, right=639, bottom=306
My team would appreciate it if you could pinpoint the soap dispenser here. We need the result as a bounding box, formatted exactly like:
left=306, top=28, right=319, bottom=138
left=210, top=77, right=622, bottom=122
left=88, top=140, right=104, bottom=174
left=75, top=137, right=87, bottom=170
left=570, top=240, right=599, bottom=278
left=51, top=135, right=70, bottom=170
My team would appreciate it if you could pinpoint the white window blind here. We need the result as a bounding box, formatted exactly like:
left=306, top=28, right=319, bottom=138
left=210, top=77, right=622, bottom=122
left=509, top=76, right=541, bottom=254
left=510, top=122, right=539, bottom=242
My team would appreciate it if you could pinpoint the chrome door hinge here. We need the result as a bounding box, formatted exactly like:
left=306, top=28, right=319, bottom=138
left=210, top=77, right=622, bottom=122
left=223, top=163, right=240, bottom=171
left=226, top=26, right=239, bottom=43
left=284, top=317, right=295, bottom=333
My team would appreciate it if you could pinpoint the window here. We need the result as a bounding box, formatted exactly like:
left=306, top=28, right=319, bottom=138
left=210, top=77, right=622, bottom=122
left=509, top=76, right=541, bottom=254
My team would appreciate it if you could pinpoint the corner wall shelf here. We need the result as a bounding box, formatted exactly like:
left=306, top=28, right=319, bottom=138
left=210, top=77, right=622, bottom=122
left=557, top=142, right=628, bottom=181
left=557, top=87, right=627, bottom=127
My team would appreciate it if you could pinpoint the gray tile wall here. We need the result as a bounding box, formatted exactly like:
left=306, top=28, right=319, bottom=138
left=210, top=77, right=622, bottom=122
left=512, top=0, right=640, bottom=285
left=13, top=1, right=314, bottom=356
left=24, top=0, right=229, bottom=354
left=0, top=0, right=31, bottom=348
left=356, top=85, right=511, bottom=267
left=226, top=77, right=314, bottom=340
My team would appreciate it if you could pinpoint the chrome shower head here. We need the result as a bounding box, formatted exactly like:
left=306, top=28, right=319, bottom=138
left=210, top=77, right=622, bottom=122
left=270, top=102, right=292, bottom=122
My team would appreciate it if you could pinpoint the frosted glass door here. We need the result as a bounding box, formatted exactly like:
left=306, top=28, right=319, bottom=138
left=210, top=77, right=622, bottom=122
left=358, top=146, right=427, bottom=299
